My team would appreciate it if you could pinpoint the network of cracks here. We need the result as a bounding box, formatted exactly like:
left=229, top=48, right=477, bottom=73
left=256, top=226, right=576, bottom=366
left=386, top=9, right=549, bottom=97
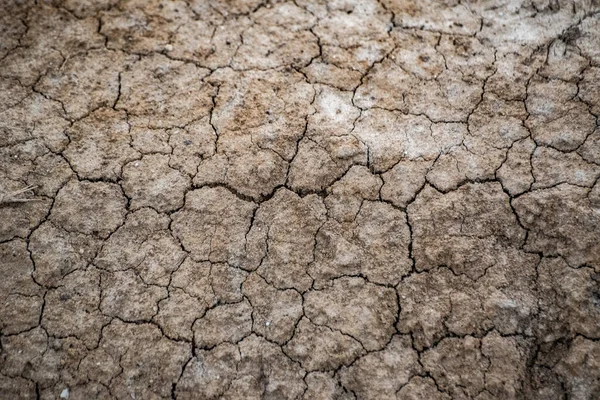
left=1, top=0, right=600, bottom=399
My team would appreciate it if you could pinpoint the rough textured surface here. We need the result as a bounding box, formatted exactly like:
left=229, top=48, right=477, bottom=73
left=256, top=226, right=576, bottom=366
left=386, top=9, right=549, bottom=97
left=1, top=0, right=599, bottom=399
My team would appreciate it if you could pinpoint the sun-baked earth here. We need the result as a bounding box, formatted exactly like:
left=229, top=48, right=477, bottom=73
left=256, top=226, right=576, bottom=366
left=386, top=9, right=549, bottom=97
left=1, top=0, right=600, bottom=399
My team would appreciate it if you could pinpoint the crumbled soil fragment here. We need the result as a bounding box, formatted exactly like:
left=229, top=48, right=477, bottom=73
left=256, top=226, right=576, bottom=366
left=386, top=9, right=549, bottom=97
left=243, top=273, right=303, bottom=344
left=304, top=277, right=397, bottom=351
left=42, top=269, right=108, bottom=348
left=64, top=108, right=139, bottom=181
left=2, top=0, right=600, bottom=398
left=50, top=180, right=127, bottom=239
left=339, top=335, right=421, bottom=399
left=171, top=186, right=256, bottom=264
left=193, top=300, right=253, bottom=349
left=284, top=317, right=365, bottom=371
left=100, top=269, right=167, bottom=321
left=247, top=188, right=326, bottom=291
left=95, top=208, right=185, bottom=285
left=122, top=154, right=191, bottom=212
left=35, top=49, right=136, bottom=120
left=0, top=240, right=43, bottom=335
left=84, top=320, right=190, bottom=399
left=29, top=221, right=102, bottom=287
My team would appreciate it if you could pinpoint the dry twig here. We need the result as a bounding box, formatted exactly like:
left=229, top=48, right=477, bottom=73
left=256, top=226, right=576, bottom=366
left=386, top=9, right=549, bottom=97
left=0, top=185, right=41, bottom=204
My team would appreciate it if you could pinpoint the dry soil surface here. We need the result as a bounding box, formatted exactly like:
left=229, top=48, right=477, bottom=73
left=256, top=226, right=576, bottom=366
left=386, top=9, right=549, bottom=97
left=1, top=0, right=600, bottom=399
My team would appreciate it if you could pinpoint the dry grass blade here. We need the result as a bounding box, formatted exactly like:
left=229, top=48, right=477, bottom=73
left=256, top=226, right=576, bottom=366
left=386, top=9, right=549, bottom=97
left=0, top=185, right=41, bottom=204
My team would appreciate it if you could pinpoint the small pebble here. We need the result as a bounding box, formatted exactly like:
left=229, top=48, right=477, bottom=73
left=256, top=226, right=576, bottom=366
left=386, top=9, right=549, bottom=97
left=165, top=44, right=173, bottom=51
left=184, top=139, right=192, bottom=146
left=265, top=320, right=271, bottom=326
left=135, top=162, right=140, bottom=167
left=60, top=388, right=69, bottom=399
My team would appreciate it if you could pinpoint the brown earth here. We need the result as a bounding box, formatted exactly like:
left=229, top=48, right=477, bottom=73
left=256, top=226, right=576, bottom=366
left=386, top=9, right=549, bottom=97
left=1, top=0, right=600, bottom=399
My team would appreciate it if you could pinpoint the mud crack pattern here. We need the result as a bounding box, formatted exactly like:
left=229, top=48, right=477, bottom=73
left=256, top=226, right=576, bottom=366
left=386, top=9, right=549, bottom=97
left=1, top=0, right=600, bottom=399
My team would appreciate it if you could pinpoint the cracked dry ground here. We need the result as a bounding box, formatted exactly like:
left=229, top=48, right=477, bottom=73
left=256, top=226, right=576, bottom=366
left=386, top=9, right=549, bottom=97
left=2, top=1, right=600, bottom=400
